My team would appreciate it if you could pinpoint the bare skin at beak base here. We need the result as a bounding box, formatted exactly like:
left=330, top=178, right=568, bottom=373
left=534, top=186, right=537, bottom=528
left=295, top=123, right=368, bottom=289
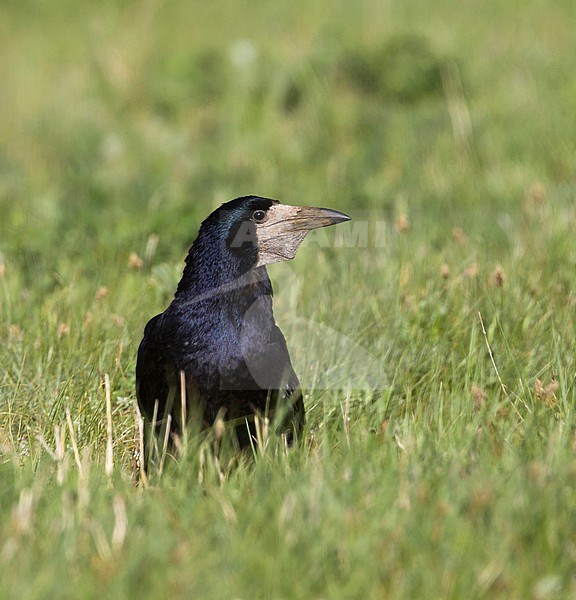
left=255, top=204, right=351, bottom=266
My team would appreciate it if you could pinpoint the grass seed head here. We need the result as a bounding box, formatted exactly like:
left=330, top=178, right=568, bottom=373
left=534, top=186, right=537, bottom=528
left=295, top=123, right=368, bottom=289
left=128, top=252, right=143, bottom=270
left=58, top=323, right=70, bottom=338
left=491, top=265, right=504, bottom=287
left=9, top=324, right=23, bottom=340
left=471, top=385, right=487, bottom=411
left=462, top=262, right=478, bottom=278
left=534, top=378, right=558, bottom=407
left=451, top=227, right=467, bottom=245
left=525, top=182, right=545, bottom=206
left=396, top=213, right=410, bottom=233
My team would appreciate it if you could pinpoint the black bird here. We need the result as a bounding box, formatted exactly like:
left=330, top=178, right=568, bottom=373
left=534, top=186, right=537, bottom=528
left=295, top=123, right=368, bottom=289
left=136, top=195, right=350, bottom=465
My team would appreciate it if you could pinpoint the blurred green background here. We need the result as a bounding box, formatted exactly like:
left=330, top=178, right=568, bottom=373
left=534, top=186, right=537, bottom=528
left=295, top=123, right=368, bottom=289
left=1, top=1, right=576, bottom=597
left=2, top=0, right=574, bottom=272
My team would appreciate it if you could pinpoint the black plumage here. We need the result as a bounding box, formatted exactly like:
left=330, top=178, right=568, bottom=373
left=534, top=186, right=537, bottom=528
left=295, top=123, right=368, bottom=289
left=136, top=195, right=349, bottom=465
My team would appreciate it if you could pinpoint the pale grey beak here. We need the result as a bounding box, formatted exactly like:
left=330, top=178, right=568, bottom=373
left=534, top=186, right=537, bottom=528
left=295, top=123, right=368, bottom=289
left=281, top=206, right=351, bottom=231
left=255, top=204, right=351, bottom=266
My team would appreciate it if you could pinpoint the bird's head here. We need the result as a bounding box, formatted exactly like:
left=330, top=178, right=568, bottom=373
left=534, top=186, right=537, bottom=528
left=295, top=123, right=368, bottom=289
left=222, top=195, right=350, bottom=267
left=177, top=196, right=350, bottom=296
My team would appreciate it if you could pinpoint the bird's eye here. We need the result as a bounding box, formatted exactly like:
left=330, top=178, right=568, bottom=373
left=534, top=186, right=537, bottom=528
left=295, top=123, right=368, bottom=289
left=252, top=209, right=267, bottom=223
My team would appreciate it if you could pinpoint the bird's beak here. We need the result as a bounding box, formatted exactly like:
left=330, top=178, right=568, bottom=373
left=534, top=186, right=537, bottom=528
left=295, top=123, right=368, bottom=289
left=255, top=204, right=351, bottom=266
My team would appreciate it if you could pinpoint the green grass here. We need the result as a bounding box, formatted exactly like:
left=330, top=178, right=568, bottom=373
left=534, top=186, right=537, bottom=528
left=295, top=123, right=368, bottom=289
left=1, top=0, right=576, bottom=597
